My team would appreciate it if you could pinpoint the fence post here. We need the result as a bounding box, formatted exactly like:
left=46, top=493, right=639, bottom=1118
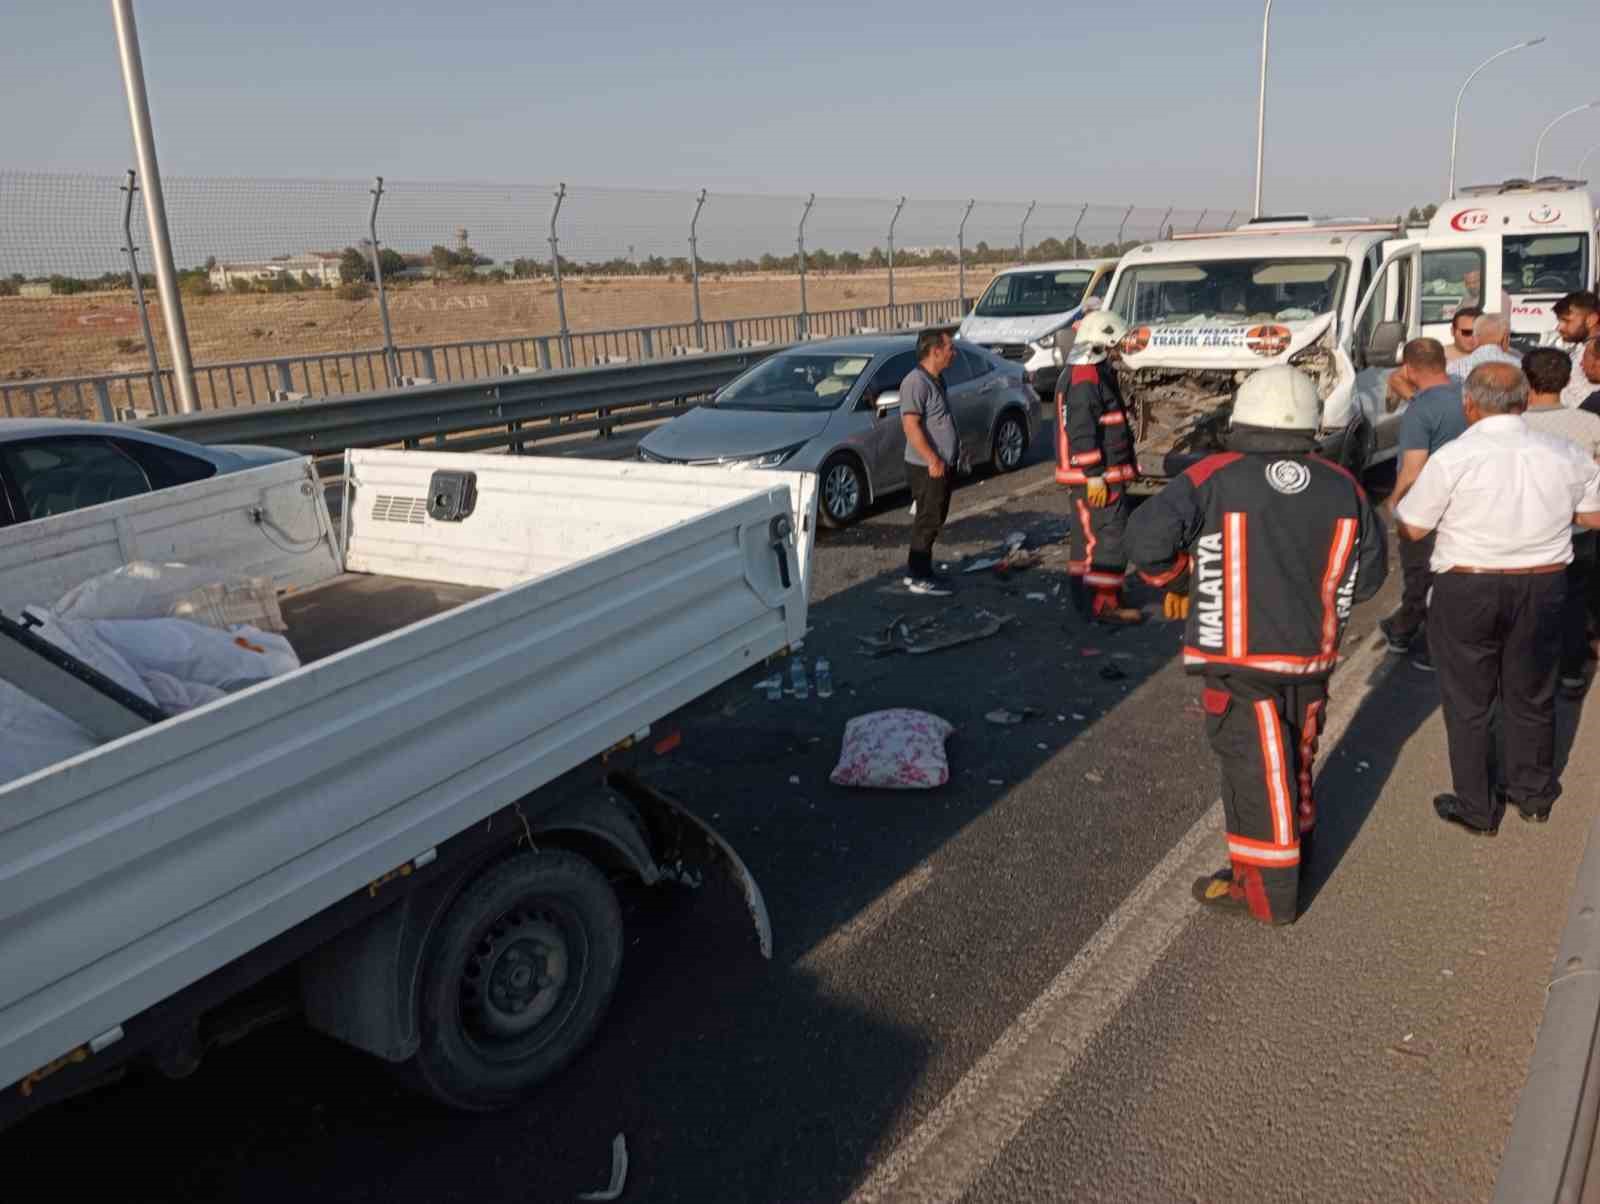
left=1224, top=209, right=1239, bottom=229
left=1193, top=208, right=1209, bottom=233
left=689, top=187, right=708, bottom=348
left=549, top=183, right=573, bottom=367
left=118, top=169, right=168, bottom=416
left=797, top=192, right=815, bottom=340
left=1017, top=200, right=1036, bottom=265
left=887, top=195, right=906, bottom=313
left=1116, top=204, right=1135, bottom=248
left=368, top=177, right=400, bottom=387
left=93, top=380, right=114, bottom=423
left=1069, top=203, right=1088, bottom=259
left=1155, top=204, right=1174, bottom=240
left=958, top=198, right=975, bottom=312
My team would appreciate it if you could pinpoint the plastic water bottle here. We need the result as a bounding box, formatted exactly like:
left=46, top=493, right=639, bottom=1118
left=764, top=674, right=783, bottom=702
left=790, top=656, right=809, bottom=701
left=815, top=657, right=833, bottom=699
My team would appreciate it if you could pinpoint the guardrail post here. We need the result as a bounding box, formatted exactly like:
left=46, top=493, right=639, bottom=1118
left=275, top=360, right=294, bottom=395
left=642, top=328, right=655, bottom=360
left=1193, top=208, right=1209, bottom=233
left=368, top=177, right=400, bottom=387
left=797, top=192, right=815, bottom=340
left=1018, top=200, right=1036, bottom=266
left=420, top=347, right=438, bottom=380
left=723, top=319, right=737, bottom=350
left=93, top=380, right=114, bottom=422
left=549, top=183, right=573, bottom=368
left=536, top=338, right=552, bottom=370
left=887, top=195, right=906, bottom=313
left=689, top=188, right=708, bottom=348
left=958, top=198, right=975, bottom=312
left=118, top=170, right=169, bottom=417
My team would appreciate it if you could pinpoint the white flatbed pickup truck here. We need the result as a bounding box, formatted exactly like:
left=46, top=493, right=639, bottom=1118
left=0, top=448, right=815, bottom=1127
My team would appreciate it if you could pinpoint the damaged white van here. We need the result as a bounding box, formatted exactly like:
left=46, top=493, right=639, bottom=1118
left=1082, top=217, right=1499, bottom=481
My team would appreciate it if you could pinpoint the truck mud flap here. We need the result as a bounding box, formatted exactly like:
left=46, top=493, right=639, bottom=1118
left=607, top=770, right=773, bottom=960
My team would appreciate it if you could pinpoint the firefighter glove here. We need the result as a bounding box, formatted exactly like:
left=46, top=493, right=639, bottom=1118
left=1163, top=591, right=1190, bottom=621
left=1084, top=476, right=1110, bottom=509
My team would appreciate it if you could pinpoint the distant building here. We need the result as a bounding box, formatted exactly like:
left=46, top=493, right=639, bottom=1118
left=209, top=252, right=344, bottom=289
left=19, top=282, right=53, bottom=298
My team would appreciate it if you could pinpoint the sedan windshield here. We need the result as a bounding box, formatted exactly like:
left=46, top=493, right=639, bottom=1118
left=714, top=352, right=875, bottom=412
left=1109, top=257, right=1347, bottom=326
left=974, top=270, right=1092, bottom=318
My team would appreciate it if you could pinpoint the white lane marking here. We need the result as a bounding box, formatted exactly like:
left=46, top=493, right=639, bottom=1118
left=945, top=471, right=1057, bottom=524
left=801, top=863, right=936, bottom=969
left=848, top=629, right=1393, bottom=1204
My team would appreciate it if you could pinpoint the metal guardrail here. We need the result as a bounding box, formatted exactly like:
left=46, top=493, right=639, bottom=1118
left=136, top=345, right=789, bottom=459
left=2, top=296, right=966, bottom=423
left=1495, top=810, right=1600, bottom=1203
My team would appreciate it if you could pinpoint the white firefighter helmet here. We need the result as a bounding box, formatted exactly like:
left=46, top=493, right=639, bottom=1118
left=1064, top=309, right=1129, bottom=365
left=1230, top=364, right=1320, bottom=432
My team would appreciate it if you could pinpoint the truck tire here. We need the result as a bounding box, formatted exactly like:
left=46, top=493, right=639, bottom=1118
left=407, top=849, right=623, bottom=1111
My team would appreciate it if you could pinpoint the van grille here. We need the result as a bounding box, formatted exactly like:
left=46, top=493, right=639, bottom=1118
left=985, top=343, right=1030, bottom=362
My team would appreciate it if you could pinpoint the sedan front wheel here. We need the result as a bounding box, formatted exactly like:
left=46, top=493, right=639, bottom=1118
left=819, top=455, right=868, bottom=528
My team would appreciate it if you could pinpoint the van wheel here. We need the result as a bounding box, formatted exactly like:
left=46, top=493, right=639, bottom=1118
left=819, top=455, right=868, bottom=528
left=406, top=849, right=623, bottom=1111
left=991, top=411, right=1029, bottom=474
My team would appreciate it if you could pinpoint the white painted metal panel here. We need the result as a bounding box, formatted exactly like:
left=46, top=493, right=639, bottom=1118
left=0, top=459, right=339, bottom=613
left=0, top=453, right=806, bottom=1091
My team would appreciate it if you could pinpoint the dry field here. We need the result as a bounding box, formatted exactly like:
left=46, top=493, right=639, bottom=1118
left=2, top=266, right=971, bottom=387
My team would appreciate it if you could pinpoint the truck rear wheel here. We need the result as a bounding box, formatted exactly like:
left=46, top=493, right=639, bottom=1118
left=408, top=849, right=623, bottom=1111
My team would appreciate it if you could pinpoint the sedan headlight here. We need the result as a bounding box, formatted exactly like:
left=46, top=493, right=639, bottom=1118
left=728, top=443, right=807, bottom=470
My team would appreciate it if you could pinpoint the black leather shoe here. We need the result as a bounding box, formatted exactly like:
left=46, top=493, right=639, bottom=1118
left=1517, top=806, right=1552, bottom=824
left=1433, top=794, right=1499, bottom=837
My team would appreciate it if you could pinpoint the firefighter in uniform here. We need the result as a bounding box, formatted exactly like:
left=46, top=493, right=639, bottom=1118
left=1057, top=309, right=1144, bottom=624
left=1126, top=366, right=1388, bottom=925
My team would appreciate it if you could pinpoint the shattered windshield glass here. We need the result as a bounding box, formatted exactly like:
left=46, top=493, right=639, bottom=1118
left=1109, top=257, right=1348, bottom=326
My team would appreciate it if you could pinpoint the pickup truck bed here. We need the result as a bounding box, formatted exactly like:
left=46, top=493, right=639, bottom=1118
left=0, top=449, right=815, bottom=1101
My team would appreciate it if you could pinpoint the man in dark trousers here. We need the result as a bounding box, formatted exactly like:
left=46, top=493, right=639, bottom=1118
left=1056, top=308, right=1143, bottom=624
left=900, top=328, right=960, bottom=597
left=1127, top=365, right=1388, bottom=925
left=1397, top=363, right=1600, bottom=834
left=1379, top=338, right=1467, bottom=670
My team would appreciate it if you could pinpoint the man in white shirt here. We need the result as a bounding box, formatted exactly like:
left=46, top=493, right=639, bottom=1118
left=1522, top=347, right=1600, bottom=694
left=1397, top=362, right=1600, bottom=835
left=1537, top=291, right=1600, bottom=409
left=1447, top=313, right=1522, bottom=381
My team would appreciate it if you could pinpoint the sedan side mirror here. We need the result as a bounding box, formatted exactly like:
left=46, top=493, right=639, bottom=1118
left=875, top=389, right=901, bottom=416
left=1364, top=320, right=1406, bottom=368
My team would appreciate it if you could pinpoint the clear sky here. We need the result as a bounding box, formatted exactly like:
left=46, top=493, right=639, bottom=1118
left=6, top=1, right=1598, bottom=225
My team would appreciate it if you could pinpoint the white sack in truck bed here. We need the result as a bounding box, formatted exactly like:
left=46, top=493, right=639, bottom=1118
left=0, top=564, right=299, bottom=786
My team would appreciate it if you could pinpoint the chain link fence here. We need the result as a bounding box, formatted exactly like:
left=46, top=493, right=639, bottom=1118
left=0, top=170, right=1241, bottom=418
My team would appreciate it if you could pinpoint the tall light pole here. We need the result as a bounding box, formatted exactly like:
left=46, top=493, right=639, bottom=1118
left=1535, top=102, right=1600, bottom=180
left=111, top=0, right=197, bottom=413
left=1253, top=0, right=1273, bottom=219
left=1580, top=144, right=1600, bottom=181
left=1449, top=38, right=1545, bottom=198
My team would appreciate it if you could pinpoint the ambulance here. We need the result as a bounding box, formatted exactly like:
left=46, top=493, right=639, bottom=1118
left=1422, top=178, right=1598, bottom=348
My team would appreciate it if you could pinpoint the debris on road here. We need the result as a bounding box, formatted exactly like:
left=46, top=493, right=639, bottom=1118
left=856, top=610, right=1015, bottom=658
left=1025, top=592, right=1048, bottom=602
left=1098, top=663, right=1127, bottom=682
left=985, top=707, right=1040, bottom=726
left=577, top=1133, right=628, bottom=1201
left=830, top=709, right=954, bottom=789
left=1085, top=770, right=1105, bottom=784
left=961, top=531, right=1040, bottom=577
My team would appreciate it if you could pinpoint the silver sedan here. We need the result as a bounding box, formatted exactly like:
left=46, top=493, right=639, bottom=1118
left=637, top=334, right=1040, bottom=527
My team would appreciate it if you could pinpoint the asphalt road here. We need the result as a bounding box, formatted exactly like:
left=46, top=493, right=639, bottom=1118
left=5, top=442, right=1591, bottom=1203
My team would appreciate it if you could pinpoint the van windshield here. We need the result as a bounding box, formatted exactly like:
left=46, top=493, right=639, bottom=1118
left=973, top=270, right=1093, bottom=318
left=1109, top=257, right=1347, bottom=326
left=1503, top=234, right=1588, bottom=295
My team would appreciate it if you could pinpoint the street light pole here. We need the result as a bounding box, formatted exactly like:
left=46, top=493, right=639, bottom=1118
left=1580, top=144, right=1600, bottom=181
left=1253, top=0, right=1273, bottom=219
left=1534, top=102, right=1600, bottom=180
left=1449, top=38, right=1545, bottom=198
left=110, top=0, right=197, bottom=413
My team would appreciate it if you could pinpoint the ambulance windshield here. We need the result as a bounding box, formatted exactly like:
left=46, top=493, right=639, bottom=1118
left=1503, top=234, right=1588, bottom=295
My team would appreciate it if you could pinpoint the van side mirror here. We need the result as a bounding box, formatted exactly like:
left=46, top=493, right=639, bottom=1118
left=1365, top=320, right=1406, bottom=368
